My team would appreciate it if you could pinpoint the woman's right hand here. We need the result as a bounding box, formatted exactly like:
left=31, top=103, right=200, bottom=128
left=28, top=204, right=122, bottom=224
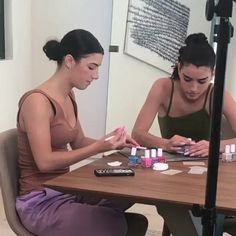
left=163, top=135, right=192, bottom=153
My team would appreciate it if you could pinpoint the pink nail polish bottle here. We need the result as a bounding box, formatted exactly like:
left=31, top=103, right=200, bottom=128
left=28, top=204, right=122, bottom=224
left=141, top=149, right=152, bottom=168
left=157, top=148, right=166, bottom=163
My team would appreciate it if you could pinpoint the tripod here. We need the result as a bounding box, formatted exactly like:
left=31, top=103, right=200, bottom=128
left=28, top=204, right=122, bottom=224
left=191, top=1, right=234, bottom=235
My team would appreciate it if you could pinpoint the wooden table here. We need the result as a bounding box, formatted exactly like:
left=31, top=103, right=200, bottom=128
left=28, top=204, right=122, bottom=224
left=43, top=152, right=236, bottom=215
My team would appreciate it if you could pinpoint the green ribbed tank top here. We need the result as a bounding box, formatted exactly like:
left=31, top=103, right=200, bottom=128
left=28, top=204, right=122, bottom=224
left=158, top=80, right=213, bottom=141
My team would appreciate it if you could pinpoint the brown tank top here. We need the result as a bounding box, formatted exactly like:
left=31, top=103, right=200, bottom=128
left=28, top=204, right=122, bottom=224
left=17, top=89, right=79, bottom=195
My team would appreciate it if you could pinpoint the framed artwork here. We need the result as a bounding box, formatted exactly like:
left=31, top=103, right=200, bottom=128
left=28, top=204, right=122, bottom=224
left=124, top=0, right=211, bottom=73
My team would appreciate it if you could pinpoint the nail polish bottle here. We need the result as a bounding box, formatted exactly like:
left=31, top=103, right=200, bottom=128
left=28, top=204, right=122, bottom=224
left=177, top=138, right=192, bottom=155
left=222, top=145, right=232, bottom=162
left=157, top=148, right=166, bottom=163
left=230, top=144, right=236, bottom=161
left=141, top=149, right=152, bottom=168
left=183, top=138, right=193, bottom=156
left=128, top=147, right=138, bottom=166
left=150, top=149, right=158, bottom=165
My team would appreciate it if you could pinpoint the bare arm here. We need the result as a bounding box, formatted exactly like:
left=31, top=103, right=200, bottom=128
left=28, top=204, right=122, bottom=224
left=132, top=80, right=165, bottom=147
left=189, top=90, right=236, bottom=157
left=219, top=90, right=236, bottom=150
left=132, top=78, right=190, bottom=151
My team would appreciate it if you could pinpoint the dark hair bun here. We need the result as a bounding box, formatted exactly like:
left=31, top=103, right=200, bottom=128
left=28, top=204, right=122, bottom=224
left=185, top=33, right=208, bottom=46
left=43, top=40, right=61, bottom=61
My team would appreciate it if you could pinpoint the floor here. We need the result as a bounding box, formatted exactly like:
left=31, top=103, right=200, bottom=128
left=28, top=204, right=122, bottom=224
left=0, top=156, right=164, bottom=236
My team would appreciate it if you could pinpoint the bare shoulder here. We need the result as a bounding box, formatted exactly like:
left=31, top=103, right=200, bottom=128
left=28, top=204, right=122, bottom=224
left=22, top=92, right=51, bottom=109
left=224, top=89, right=233, bottom=97
left=20, top=92, right=53, bottom=120
left=223, top=89, right=236, bottom=107
left=150, top=77, right=172, bottom=98
left=18, top=92, right=53, bottom=131
left=152, top=77, right=172, bottom=89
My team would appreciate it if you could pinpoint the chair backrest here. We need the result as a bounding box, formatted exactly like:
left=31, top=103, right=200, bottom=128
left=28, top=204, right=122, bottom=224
left=0, top=128, right=35, bottom=236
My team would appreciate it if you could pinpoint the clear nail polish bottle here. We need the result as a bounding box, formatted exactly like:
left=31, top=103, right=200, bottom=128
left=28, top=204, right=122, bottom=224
left=184, top=138, right=193, bottom=156
left=222, top=145, right=232, bottom=162
left=230, top=144, right=236, bottom=161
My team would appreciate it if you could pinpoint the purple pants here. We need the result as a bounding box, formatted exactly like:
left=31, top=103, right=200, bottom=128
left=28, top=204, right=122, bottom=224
left=16, top=188, right=133, bottom=236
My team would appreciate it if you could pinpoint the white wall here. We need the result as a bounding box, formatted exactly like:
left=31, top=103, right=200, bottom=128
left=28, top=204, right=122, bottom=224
left=31, top=0, right=113, bottom=138
left=106, top=0, right=166, bottom=135
left=0, top=0, right=112, bottom=137
left=0, top=0, right=32, bottom=132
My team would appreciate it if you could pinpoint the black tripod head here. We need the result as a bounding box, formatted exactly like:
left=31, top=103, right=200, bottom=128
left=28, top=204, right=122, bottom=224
left=206, top=0, right=234, bottom=20
left=206, top=0, right=234, bottom=43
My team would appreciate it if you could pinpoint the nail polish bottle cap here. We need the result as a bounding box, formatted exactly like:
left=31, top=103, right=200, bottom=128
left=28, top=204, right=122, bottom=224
left=145, top=149, right=150, bottom=158
left=157, top=148, right=163, bottom=157
left=225, top=145, right=230, bottom=154
left=131, top=147, right=137, bottom=156
left=230, top=144, right=236, bottom=153
left=151, top=149, right=156, bottom=158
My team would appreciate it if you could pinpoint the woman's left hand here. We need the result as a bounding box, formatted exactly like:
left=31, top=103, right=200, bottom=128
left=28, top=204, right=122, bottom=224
left=189, top=140, right=209, bottom=157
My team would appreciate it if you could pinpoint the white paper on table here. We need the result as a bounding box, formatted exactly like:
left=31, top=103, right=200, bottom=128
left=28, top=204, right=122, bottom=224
left=189, top=166, right=207, bottom=171
left=183, top=161, right=205, bottom=166
left=188, top=166, right=207, bottom=174
left=161, top=169, right=183, bottom=175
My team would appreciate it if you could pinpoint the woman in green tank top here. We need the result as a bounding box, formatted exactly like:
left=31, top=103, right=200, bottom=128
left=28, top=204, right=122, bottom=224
left=132, top=33, right=236, bottom=236
left=132, top=33, right=236, bottom=158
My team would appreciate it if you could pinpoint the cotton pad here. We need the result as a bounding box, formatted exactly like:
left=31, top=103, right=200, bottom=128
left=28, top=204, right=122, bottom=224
left=152, top=163, right=169, bottom=171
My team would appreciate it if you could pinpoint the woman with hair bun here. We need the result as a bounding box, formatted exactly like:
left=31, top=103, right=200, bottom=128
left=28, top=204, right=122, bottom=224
left=132, top=32, right=236, bottom=235
left=132, top=32, right=236, bottom=158
left=15, top=29, right=147, bottom=236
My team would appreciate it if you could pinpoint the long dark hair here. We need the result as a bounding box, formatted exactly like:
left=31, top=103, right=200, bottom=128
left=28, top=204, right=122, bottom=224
left=43, top=29, right=104, bottom=65
left=171, top=33, right=216, bottom=79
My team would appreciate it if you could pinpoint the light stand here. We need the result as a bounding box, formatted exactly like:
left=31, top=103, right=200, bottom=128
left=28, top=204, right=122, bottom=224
left=191, top=0, right=234, bottom=235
